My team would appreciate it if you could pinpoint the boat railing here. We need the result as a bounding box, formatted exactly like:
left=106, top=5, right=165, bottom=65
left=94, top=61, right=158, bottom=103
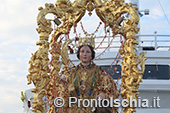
left=137, top=34, right=170, bottom=51
left=94, top=34, right=170, bottom=52
left=66, top=34, right=170, bottom=54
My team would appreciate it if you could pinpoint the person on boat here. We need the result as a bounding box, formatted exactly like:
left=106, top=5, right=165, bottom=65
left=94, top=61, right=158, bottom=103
left=67, top=37, right=118, bottom=113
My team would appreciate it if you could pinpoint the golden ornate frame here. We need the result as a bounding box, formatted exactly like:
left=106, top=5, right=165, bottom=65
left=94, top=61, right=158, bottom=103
left=26, top=0, right=146, bottom=113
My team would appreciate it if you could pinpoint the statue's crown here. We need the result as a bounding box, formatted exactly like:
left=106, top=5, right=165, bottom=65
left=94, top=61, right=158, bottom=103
left=78, top=36, right=95, bottom=48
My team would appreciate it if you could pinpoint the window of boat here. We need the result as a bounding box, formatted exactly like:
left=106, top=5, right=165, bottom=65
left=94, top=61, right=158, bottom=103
left=101, top=65, right=170, bottom=80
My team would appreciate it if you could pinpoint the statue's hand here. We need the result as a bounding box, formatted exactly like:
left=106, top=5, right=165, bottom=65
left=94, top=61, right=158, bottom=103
left=96, top=93, right=106, bottom=99
left=68, top=84, right=75, bottom=91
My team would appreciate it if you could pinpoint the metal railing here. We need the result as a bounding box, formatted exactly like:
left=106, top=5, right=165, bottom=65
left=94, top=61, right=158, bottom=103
left=65, top=34, right=170, bottom=54
left=138, top=34, right=170, bottom=50
left=94, top=34, right=170, bottom=52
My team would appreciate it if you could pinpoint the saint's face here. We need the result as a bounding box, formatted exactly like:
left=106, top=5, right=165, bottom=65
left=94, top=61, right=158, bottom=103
left=79, top=45, right=92, bottom=64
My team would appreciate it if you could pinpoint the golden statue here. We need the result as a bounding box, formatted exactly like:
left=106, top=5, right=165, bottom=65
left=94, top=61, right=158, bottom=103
left=64, top=37, right=118, bottom=113
left=26, top=0, right=147, bottom=113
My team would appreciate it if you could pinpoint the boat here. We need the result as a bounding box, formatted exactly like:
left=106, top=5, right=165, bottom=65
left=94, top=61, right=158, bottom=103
left=21, top=0, right=170, bottom=113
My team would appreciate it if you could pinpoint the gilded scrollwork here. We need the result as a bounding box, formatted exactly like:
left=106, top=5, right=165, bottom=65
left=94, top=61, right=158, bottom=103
left=27, top=39, right=50, bottom=112
left=120, top=38, right=147, bottom=112
left=60, top=40, right=72, bottom=80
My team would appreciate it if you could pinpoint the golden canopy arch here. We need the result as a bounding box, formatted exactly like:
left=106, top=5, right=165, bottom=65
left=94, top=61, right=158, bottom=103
left=27, top=0, right=146, bottom=113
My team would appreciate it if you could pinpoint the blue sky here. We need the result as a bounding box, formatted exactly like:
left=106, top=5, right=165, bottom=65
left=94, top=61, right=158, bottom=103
left=0, top=0, right=170, bottom=113
left=139, top=0, right=170, bottom=34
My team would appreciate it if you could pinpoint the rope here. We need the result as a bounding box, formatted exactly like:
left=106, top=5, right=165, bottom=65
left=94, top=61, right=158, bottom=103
left=94, top=35, right=116, bottom=59
left=95, top=29, right=108, bottom=50
left=110, top=59, right=120, bottom=76
left=104, top=52, right=120, bottom=71
left=158, top=0, right=170, bottom=26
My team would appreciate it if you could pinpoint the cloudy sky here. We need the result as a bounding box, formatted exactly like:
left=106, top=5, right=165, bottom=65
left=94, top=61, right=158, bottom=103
left=0, top=0, right=170, bottom=113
